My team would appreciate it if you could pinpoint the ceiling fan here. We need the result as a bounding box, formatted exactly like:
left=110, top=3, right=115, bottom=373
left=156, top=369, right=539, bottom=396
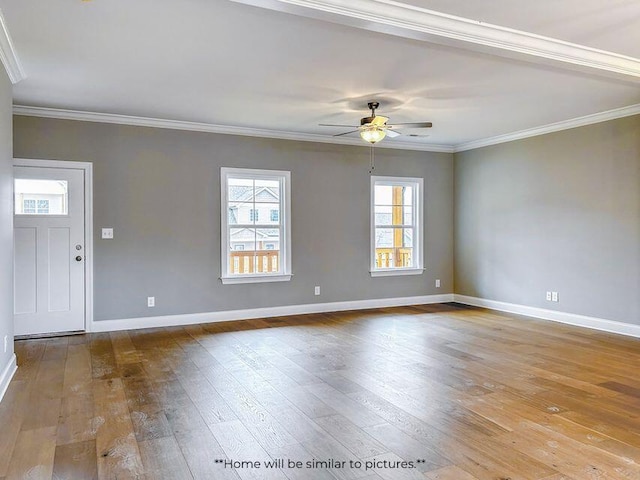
left=320, top=102, right=432, bottom=144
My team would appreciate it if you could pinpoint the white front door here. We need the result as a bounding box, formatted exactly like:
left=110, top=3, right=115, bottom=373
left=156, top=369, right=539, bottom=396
left=13, top=166, right=86, bottom=336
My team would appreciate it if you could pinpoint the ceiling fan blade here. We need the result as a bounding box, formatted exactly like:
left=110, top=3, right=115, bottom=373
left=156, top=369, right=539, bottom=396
left=387, top=122, right=432, bottom=128
left=333, top=130, right=360, bottom=137
left=371, top=115, right=389, bottom=127
left=319, top=123, right=359, bottom=128
left=385, top=130, right=401, bottom=138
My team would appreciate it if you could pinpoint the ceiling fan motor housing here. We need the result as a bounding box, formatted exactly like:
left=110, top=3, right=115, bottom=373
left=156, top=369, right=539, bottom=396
left=361, top=116, right=376, bottom=125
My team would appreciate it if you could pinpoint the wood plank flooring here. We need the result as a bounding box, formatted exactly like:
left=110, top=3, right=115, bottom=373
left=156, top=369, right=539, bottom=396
left=1, top=303, right=639, bottom=479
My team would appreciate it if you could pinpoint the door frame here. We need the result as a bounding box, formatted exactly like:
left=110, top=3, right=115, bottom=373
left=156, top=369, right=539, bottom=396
left=13, top=158, right=94, bottom=332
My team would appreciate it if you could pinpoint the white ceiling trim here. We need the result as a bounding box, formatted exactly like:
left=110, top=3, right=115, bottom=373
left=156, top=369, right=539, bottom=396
left=232, top=0, right=640, bottom=80
left=14, top=103, right=640, bottom=155
left=12, top=105, right=454, bottom=153
left=454, top=103, right=640, bottom=152
left=0, top=9, right=25, bottom=84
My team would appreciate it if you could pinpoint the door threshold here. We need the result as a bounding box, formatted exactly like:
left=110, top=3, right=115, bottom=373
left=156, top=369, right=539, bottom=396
left=15, top=330, right=85, bottom=340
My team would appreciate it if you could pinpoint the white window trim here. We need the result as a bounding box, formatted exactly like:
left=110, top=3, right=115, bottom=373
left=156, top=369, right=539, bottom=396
left=370, top=175, right=424, bottom=277
left=220, top=167, right=292, bottom=284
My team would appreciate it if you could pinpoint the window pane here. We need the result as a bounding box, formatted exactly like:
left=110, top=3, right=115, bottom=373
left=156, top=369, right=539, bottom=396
left=402, top=207, right=414, bottom=226
left=374, top=206, right=392, bottom=225
left=227, top=202, right=242, bottom=225
left=229, top=228, right=255, bottom=274
left=261, top=203, right=280, bottom=224
left=255, top=179, right=280, bottom=203
left=374, top=185, right=392, bottom=205
left=375, top=228, right=393, bottom=248
left=228, top=177, right=254, bottom=202
left=256, top=229, right=280, bottom=273
left=397, top=247, right=413, bottom=268
left=403, top=186, right=413, bottom=206
left=230, top=227, right=255, bottom=251
left=403, top=228, right=414, bottom=248
left=256, top=229, right=280, bottom=250
left=15, top=179, right=68, bottom=215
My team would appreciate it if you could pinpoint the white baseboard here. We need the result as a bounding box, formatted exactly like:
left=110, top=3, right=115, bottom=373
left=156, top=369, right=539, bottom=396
left=90, top=294, right=455, bottom=333
left=0, top=354, right=17, bottom=403
left=454, top=294, right=640, bottom=339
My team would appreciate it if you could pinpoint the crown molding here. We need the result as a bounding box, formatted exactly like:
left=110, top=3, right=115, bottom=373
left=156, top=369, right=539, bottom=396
left=453, top=103, right=640, bottom=152
left=0, top=9, right=25, bottom=83
left=14, top=102, right=640, bottom=155
left=12, top=105, right=454, bottom=153
left=232, top=0, right=640, bottom=81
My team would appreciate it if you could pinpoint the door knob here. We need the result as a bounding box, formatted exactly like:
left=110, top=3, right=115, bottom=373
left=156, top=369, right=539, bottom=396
left=75, top=256, right=83, bottom=262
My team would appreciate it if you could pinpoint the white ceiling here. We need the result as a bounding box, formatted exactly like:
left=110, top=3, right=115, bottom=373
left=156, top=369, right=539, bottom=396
left=2, top=0, right=640, bottom=151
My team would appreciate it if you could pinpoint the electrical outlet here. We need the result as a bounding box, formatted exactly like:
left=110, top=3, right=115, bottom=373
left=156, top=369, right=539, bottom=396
left=314, top=286, right=320, bottom=296
left=551, top=292, right=559, bottom=302
left=435, top=279, right=441, bottom=288
left=546, top=291, right=552, bottom=301
left=147, top=296, right=155, bottom=307
left=3, top=335, right=7, bottom=353
left=102, top=228, right=114, bottom=239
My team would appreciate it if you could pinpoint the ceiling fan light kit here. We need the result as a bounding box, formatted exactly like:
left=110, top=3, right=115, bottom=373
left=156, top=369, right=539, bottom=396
left=320, top=101, right=432, bottom=145
left=360, top=125, right=386, bottom=144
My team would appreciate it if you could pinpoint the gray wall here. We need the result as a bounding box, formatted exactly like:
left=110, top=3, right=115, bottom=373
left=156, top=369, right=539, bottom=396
left=14, top=117, right=454, bottom=321
left=0, top=70, right=13, bottom=372
left=455, top=115, right=640, bottom=325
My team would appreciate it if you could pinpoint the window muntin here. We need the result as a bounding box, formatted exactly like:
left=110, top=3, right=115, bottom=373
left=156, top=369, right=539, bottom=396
left=221, top=168, right=291, bottom=284
left=371, top=176, right=423, bottom=276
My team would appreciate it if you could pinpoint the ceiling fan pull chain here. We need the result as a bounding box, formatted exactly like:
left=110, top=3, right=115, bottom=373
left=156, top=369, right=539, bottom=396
left=369, top=145, right=375, bottom=174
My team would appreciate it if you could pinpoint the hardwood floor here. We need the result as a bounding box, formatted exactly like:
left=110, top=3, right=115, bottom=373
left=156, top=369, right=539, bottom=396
left=1, top=303, right=639, bottom=479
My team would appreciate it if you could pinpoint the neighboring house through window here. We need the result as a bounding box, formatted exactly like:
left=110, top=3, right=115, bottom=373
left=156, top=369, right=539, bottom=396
left=371, top=176, right=423, bottom=276
left=221, top=167, right=292, bottom=284
left=22, top=199, right=50, bottom=214
left=23, top=199, right=36, bottom=214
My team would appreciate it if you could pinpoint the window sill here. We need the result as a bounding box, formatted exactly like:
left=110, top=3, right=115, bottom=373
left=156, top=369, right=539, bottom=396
left=220, top=274, right=292, bottom=285
left=370, top=268, right=424, bottom=277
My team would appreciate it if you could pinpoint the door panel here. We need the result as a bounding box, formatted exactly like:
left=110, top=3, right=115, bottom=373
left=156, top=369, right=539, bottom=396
left=14, top=227, right=37, bottom=314
left=14, top=166, right=85, bottom=336
left=48, top=227, right=71, bottom=312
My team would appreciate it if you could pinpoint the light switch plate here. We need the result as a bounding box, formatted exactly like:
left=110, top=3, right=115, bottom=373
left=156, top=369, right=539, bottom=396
left=102, top=228, right=114, bottom=239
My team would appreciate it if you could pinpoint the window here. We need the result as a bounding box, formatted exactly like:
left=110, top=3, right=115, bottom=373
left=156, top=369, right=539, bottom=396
left=14, top=179, right=68, bottom=215
left=23, top=198, right=50, bottom=214
left=371, top=176, right=423, bottom=276
left=221, top=167, right=291, bottom=284
left=23, top=199, right=36, bottom=214
left=37, top=199, right=50, bottom=214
